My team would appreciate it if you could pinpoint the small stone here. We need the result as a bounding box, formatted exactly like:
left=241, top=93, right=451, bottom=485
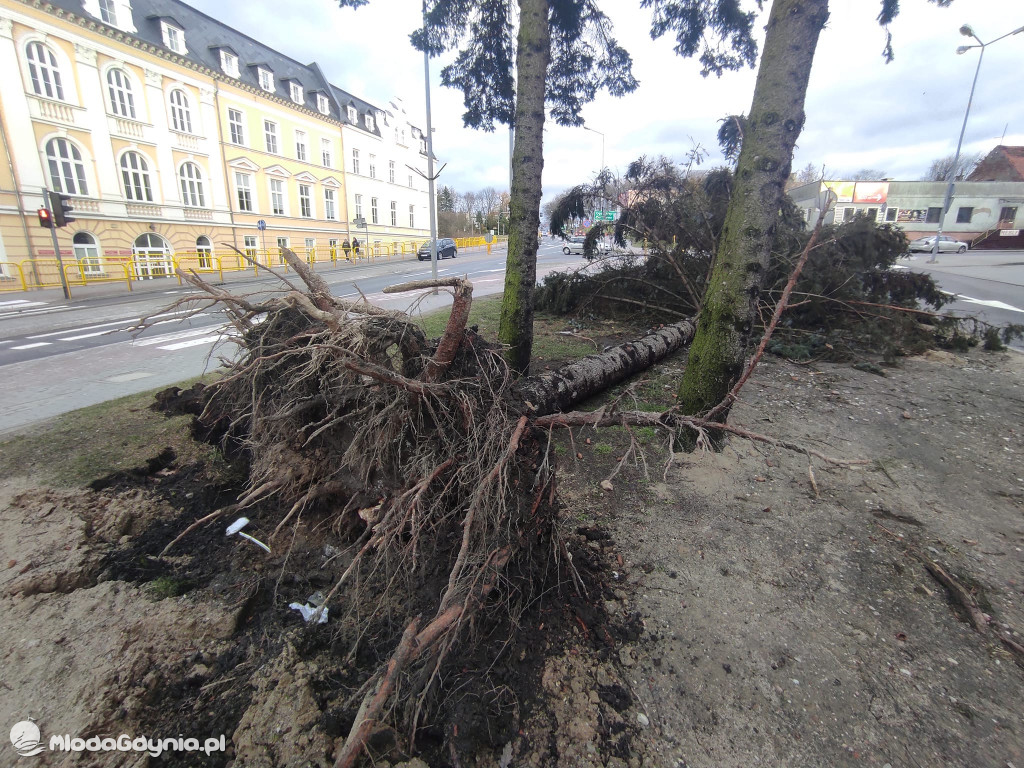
left=636, top=712, right=650, bottom=728
left=619, top=647, right=635, bottom=667
left=600, top=479, right=614, bottom=492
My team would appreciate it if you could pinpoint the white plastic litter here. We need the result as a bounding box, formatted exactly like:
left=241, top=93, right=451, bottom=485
left=225, top=517, right=271, bottom=553
left=289, top=602, right=328, bottom=624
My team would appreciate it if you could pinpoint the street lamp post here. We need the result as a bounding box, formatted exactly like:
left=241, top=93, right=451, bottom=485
left=929, top=23, right=1024, bottom=264
left=582, top=125, right=605, bottom=174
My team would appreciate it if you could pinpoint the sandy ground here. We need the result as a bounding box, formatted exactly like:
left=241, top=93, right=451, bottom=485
left=1, top=347, right=1021, bottom=767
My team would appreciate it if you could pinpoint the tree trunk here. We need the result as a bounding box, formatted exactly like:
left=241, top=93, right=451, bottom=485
left=676, top=0, right=829, bottom=422
left=498, top=0, right=551, bottom=376
left=518, top=320, right=695, bottom=417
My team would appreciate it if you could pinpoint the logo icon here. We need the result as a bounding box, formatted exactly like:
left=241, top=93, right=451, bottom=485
left=10, top=721, right=44, bottom=757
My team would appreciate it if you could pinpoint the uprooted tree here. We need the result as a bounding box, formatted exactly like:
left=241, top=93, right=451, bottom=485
left=159, top=246, right=718, bottom=766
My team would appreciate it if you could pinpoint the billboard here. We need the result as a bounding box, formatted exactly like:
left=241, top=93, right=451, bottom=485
left=854, top=182, right=889, bottom=204
left=824, top=181, right=855, bottom=202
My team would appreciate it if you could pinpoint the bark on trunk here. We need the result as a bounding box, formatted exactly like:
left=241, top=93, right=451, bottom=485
left=518, top=320, right=695, bottom=417
left=676, top=0, right=829, bottom=421
left=498, top=0, right=551, bottom=376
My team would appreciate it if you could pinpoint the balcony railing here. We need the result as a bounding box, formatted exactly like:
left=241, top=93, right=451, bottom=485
left=28, top=95, right=83, bottom=126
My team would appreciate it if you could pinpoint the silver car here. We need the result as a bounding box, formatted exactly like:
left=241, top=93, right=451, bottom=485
left=908, top=235, right=968, bottom=254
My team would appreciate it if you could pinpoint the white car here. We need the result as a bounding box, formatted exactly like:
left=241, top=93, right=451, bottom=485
left=562, top=237, right=609, bottom=259
left=908, top=235, right=968, bottom=254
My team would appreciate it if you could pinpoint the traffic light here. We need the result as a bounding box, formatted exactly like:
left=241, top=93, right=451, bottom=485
left=49, top=191, right=75, bottom=227
left=37, top=207, right=54, bottom=229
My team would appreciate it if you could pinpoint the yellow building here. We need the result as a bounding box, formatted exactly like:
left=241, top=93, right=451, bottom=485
left=0, top=0, right=432, bottom=289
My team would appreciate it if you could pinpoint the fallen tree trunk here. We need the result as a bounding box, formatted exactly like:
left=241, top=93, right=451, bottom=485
left=517, top=320, right=695, bottom=416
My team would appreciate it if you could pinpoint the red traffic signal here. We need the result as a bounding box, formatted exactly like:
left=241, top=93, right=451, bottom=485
left=49, top=191, right=75, bottom=227
left=37, top=207, right=54, bottom=229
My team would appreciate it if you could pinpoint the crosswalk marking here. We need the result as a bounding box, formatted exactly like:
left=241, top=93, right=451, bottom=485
left=157, top=334, right=225, bottom=351
left=132, top=326, right=225, bottom=347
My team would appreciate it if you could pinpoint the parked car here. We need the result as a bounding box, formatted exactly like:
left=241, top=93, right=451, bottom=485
left=562, top=237, right=609, bottom=258
left=417, top=238, right=457, bottom=260
left=908, top=235, right=968, bottom=254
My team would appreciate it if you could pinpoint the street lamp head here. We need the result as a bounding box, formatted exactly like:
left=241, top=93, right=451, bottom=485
left=956, top=45, right=973, bottom=55
left=959, top=24, right=974, bottom=38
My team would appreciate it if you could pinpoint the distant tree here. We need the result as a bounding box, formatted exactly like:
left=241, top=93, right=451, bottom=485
left=437, top=185, right=458, bottom=212
left=851, top=168, right=887, bottom=180
left=478, top=186, right=502, bottom=216
left=716, top=114, right=747, bottom=163
left=923, top=151, right=983, bottom=181
left=796, top=163, right=820, bottom=183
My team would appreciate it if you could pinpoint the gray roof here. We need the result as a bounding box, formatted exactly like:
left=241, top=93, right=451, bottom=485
left=48, top=0, right=392, bottom=137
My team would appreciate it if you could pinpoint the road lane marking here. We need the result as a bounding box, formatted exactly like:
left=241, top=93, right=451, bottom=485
left=157, top=334, right=225, bottom=351
left=10, top=342, right=52, bottom=350
left=133, top=326, right=226, bottom=346
left=0, top=306, right=70, bottom=320
left=0, top=300, right=47, bottom=307
left=28, top=318, right=140, bottom=339
left=957, top=295, right=1024, bottom=314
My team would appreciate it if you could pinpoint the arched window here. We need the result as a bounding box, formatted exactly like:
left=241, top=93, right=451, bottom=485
left=73, top=232, right=101, bottom=274
left=132, top=233, right=172, bottom=279
left=120, top=151, right=153, bottom=201
left=178, top=162, right=205, bottom=208
left=169, top=89, right=192, bottom=133
left=26, top=42, right=64, bottom=101
left=45, top=138, right=88, bottom=196
left=106, top=68, right=136, bottom=118
left=196, top=235, right=212, bottom=269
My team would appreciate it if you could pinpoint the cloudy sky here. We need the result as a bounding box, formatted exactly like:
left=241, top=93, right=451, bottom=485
left=186, top=0, right=1024, bottom=200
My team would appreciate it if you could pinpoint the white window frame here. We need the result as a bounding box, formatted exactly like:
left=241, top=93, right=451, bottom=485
left=298, top=184, right=313, bottom=218
left=408, top=175, right=414, bottom=189
left=228, top=108, right=245, bottom=145
left=178, top=162, right=205, bottom=208
left=351, top=148, right=360, bottom=174
left=196, top=235, right=213, bottom=268
left=321, top=138, right=333, bottom=167
left=73, top=232, right=101, bottom=274
left=371, top=197, right=378, bottom=225
left=264, top=120, right=278, bottom=154
left=354, top=194, right=363, bottom=219
left=347, top=105, right=357, bottom=122
left=106, top=68, right=136, bottom=119
left=45, top=137, right=88, bottom=196
left=365, top=114, right=375, bottom=131
left=270, top=178, right=285, bottom=216
left=409, top=205, right=415, bottom=228
left=295, top=130, right=307, bottom=162
left=98, top=0, right=118, bottom=26
left=26, top=42, right=65, bottom=101
left=324, top=188, right=337, bottom=220
left=389, top=160, right=395, bottom=184
left=289, top=82, right=304, bottom=105
left=120, top=151, right=153, bottom=202
left=169, top=89, right=192, bottom=134
left=390, top=200, right=397, bottom=226
left=258, top=68, right=274, bottom=92
left=161, top=22, right=185, bottom=54
left=235, top=172, right=253, bottom=212
left=243, top=234, right=258, bottom=257
left=317, top=94, right=329, bottom=115
left=369, top=154, right=376, bottom=179
left=220, top=50, right=239, bottom=78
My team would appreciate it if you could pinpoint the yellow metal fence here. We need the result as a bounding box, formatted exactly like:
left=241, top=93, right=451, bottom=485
left=0, top=236, right=507, bottom=295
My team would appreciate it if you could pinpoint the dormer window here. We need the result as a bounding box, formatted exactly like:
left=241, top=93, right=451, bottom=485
left=365, top=114, right=375, bottom=131
left=289, top=82, right=303, bottom=105
left=347, top=105, right=357, bottom=123
left=220, top=50, right=239, bottom=78
left=99, top=0, right=118, bottom=25
left=258, top=68, right=274, bottom=92
left=316, top=93, right=330, bottom=115
left=161, top=22, right=185, bottom=54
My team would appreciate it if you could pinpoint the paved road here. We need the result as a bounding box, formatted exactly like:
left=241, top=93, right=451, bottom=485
left=0, top=241, right=588, bottom=434
left=899, top=249, right=1024, bottom=348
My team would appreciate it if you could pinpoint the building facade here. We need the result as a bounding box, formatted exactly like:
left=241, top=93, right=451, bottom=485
left=0, top=0, right=431, bottom=287
left=789, top=178, right=1024, bottom=249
